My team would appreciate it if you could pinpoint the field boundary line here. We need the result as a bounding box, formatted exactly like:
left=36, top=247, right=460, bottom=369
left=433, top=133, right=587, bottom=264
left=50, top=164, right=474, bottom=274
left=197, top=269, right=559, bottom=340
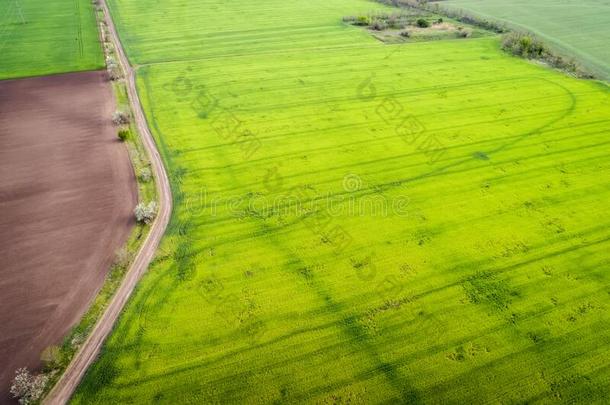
left=42, top=0, right=173, bottom=403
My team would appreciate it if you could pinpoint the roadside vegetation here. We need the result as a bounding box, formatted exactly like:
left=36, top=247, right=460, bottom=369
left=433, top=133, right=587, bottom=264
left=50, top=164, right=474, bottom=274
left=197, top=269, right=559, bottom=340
left=29, top=5, right=158, bottom=402
left=10, top=368, right=47, bottom=405
left=134, top=201, right=158, bottom=224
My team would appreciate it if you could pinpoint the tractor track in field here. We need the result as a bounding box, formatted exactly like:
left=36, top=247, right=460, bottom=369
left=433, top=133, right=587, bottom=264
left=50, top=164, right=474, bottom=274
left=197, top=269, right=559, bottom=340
left=43, top=0, right=172, bottom=403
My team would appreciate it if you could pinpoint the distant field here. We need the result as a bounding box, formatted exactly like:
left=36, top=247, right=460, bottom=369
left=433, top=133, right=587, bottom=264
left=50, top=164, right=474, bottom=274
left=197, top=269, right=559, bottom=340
left=0, top=0, right=103, bottom=79
left=73, top=0, right=610, bottom=403
left=442, top=0, right=610, bottom=80
left=105, top=0, right=388, bottom=64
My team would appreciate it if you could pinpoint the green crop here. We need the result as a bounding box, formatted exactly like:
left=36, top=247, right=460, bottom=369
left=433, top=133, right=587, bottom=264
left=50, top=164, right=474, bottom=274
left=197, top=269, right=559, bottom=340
left=0, top=0, right=103, bottom=79
left=73, top=0, right=610, bottom=403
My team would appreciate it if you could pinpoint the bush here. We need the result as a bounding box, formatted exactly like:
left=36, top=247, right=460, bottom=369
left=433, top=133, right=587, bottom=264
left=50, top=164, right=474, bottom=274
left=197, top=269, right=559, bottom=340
left=106, top=56, right=122, bottom=81
left=134, top=201, right=157, bottom=224
left=117, top=128, right=130, bottom=141
left=10, top=368, right=48, bottom=405
left=386, top=14, right=407, bottom=29
left=416, top=18, right=429, bottom=28
left=502, top=32, right=544, bottom=58
left=107, top=66, right=121, bottom=81
left=41, top=346, right=62, bottom=370
left=457, top=28, right=472, bottom=38
left=139, top=167, right=152, bottom=182
left=113, top=247, right=131, bottom=268
left=370, top=19, right=388, bottom=31
left=354, top=15, right=370, bottom=26
left=343, top=15, right=371, bottom=26
left=112, top=110, right=130, bottom=125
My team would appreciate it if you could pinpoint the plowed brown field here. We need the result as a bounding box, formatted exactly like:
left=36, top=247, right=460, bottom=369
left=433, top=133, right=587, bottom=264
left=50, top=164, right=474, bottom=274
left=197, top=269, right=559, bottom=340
left=0, top=71, right=136, bottom=403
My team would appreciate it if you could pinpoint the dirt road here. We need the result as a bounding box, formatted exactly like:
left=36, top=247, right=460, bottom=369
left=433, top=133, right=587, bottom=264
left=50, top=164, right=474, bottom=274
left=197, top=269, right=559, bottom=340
left=42, top=0, right=173, bottom=403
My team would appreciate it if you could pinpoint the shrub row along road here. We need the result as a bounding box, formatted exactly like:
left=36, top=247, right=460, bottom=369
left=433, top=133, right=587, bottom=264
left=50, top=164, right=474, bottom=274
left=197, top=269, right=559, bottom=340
left=42, top=0, right=173, bottom=403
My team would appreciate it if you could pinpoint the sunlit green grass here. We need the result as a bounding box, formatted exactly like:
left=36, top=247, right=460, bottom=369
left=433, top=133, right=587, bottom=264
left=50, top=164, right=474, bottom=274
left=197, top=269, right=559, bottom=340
left=0, top=0, right=103, bottom=79
left=73, top=0, right=610, bottom=403
left=445, top=0, right=610, bottom=80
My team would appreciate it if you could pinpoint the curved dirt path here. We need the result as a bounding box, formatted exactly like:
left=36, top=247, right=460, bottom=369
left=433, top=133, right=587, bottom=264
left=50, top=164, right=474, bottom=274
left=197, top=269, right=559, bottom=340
left=43, top=1, right=172, bottom=404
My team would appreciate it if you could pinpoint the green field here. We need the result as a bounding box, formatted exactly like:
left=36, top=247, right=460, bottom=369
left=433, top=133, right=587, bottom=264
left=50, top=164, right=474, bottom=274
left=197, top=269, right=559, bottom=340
left=73, top=0, right=610, bottom=403
left=0, top=0, right=103, bottom=79
left=443, top=0, right=610, bottom=80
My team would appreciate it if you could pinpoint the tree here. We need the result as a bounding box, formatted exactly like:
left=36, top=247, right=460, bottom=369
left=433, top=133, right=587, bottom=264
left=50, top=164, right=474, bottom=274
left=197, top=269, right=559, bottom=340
left=10, top=368, right=48, bottom=405
left=138, top=167, right=152, bottom=183
left=134, top=201, right=157, bottom=224
left=112, top=110, right=130, bottom=125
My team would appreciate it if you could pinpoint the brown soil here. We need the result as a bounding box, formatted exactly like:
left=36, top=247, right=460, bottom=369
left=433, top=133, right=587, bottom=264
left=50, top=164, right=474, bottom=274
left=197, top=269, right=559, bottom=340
left=0, top=71, right=137, bottom=403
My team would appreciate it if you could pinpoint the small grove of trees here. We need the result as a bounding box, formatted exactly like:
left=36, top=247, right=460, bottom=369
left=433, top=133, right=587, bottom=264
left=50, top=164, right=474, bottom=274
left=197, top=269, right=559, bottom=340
left=10, top=368, right=48, bottom=405
left=98, top=16, right=121, bottom=81
left=501, top=32, right=545, bottom=58
left=343, top=12, right=428, bottom=31
left=134, top=201, right=157, bottom=224
left=501, top=32, right=590, bottom=77
left=375, top=0, right=508, bottom=33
